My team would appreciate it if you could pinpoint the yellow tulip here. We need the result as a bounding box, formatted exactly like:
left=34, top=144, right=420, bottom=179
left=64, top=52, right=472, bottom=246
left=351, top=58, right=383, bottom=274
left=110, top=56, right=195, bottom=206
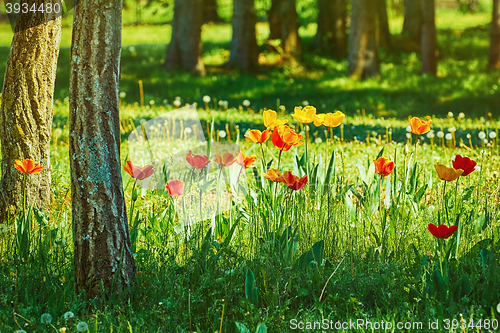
left=263, top=110, right=287, bottom=129
left=323, top=111, right=345, bottom=128
left=313, top=114, right=325, bottom=127
left=292, top=106, right=316, bottom=124
left=434, top=164, right=464, bottom=181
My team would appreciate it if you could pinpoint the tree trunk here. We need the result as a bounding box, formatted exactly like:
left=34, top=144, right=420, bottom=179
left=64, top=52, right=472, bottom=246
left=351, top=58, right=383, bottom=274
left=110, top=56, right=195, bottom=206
left=204, top=0, right=221, bottom=22
left=0, top=0, right=61, bottom=222
left=347, top=0, right=380, bottom=79
left=377, top=0, right=392, bottom=48
left=226, top=0, right=258, bottom=71
left=268, top=0, right=282, bottom=40
left=489, top=0, right=500, bottom=69
left=421, top=0, right=437, bottom=75
left=267, top=0, right=301, bottom=61
left=164, top=0, right=205, bottom=76
left=402, top=0, right=423, bottom=44
left=314, top=0, right=347, bottom=57
left=69, top=0, right=136, bottom=298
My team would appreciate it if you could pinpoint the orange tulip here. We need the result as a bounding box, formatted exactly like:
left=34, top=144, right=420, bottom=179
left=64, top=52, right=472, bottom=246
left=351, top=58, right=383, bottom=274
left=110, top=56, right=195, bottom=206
left=245, top=129, right=271, bottom=144
left=166, top=180, right=185, bottom=197
left=123, top=161, right=154, bottom=180
left=214, top=151, right=237, bottom=167
left=236, top=152, right=257, bottom=169
left=409, top=117, right=432, bottom=135
left=271, top=125, right=303, bottom=151
left=282, top=171, right=308, bottom=191
left=14, top=159, right=43, bottom=174
left=373, top=157, right=395, bottom=177
left=434, top=164, right=463, bottom=181
left=262, top=169, right=284, bottom=183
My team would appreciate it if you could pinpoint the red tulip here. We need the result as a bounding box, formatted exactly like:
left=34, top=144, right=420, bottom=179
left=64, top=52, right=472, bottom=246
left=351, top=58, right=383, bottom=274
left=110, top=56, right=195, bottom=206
left=282, top=171, right=308, bottom=191
left=186, top=150, right=210, bottom=169
left=166, top=180, right=185, bottom=197
left=123, top=161, right=154, bottom=180
left=428, top=223, right=458, bottom=239
left=14, top=159, right=43, bottom=174
left=452, top=155, right=476, bottom=177
left=373, top=157, right=395, bottom=177
left=214, top=152, right=237, bottom=167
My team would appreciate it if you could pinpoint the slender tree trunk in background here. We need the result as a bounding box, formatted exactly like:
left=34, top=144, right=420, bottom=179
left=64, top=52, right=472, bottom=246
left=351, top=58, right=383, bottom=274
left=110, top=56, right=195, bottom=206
left=226, top=0, right=258, bottom=71
left=70, top=0, right=136, bottom=298
left=377, top=0, right=392, bottom=48
left=0, top=1, right=61, bottom=222
left=267, top=0, right=301, bottom=61
left=204, top=0, right=221, bottom=23
left=164, top=0, right=206, bottom=76
left=268, top=0, right=282, bottom=40
left=402, top=0, right=422, bottom=45
left=421, top=0, right=437, bottom=75
left=488, top=0, right=500, bottom=69
left=347, top=0, right=379, bottom=79
left=314, top=0, right=347, bottom=57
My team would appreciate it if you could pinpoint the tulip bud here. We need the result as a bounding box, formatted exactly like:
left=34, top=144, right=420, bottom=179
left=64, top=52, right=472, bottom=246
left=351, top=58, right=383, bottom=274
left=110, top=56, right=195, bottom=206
left=132, top=187, right=138, bottom=202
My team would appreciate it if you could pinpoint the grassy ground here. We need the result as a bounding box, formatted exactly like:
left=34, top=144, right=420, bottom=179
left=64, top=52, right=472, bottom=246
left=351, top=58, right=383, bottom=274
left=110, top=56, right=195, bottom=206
left=1, top=10, right=500, bottom=120
left=1, top=8, right=500, bottom=333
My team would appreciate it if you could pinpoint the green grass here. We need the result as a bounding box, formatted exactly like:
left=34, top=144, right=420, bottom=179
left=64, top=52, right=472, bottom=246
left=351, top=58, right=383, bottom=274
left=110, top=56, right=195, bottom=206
left=1, top=10, right=499, bottom=120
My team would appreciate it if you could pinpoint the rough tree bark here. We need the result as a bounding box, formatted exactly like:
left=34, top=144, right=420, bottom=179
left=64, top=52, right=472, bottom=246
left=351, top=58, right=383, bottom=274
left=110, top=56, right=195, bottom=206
left=347, top=0, right=379, bottom=79
left=488, top=0, right=500, bottom=69
left=402, top=0, right=423, bottom=45
left=267, top=0, right=301, bottom=60
left=164, top=0, right=206, bottom=76
left=314, top=0, right=347, bottom=56
left=204, top=0, right=221, bottom=22
left=421, top=0, right=437, bottom=75
left=377, top=0, right=392, bottom=48
left=69, top=0, right=136, bottom=298
left=225, top=0, right=258, bottom=71
left=0, top=0, right=61, bottom=222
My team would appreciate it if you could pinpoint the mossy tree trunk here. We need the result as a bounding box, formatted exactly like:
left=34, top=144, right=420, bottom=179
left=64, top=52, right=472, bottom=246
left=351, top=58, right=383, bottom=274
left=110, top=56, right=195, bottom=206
left=489, top=0, right=500, bottom=69
left=0, top=0, right=61, bottom=222
left=69, top=0, right=136, bottom=298
left=164, top=0, right=206, bottom=76
left=225, top=0, right=258, bottom=71
left=421, top=0, right=437, bottom=75
left=314, top=0, right=347, bottom=57
left=347, top=0, right=379, bottom=79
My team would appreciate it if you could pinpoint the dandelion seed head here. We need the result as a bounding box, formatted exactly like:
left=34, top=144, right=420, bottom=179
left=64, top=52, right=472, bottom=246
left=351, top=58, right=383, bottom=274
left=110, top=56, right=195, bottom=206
left=479, top=131, right=486, bottom=139
left=41, top=313, right=52, bottom=324
left=218, top=130, right=227, bottom=138
left=448, top=127, right=456, bottom=133
left=64, top=311, right=74, bottom=320
left=203, top=95, right=211, bottom=103
left=119, top=91, right=126, bottom=99
left=315, top=137, right=323, bottom=144
left=489, top=131, right=496, bottom=139
left=77, top=322, right=89, bottom=332
left=445, top=133, right=452, bottom=140
left=437, top=131, right=444, bottom=138
left=242, top=99, right=250, bottom=106
left=427, top=131, right=435, bottom=139
left=447, top=112, right=454, bottom=118
left=458, top=112, right=465, bottom=118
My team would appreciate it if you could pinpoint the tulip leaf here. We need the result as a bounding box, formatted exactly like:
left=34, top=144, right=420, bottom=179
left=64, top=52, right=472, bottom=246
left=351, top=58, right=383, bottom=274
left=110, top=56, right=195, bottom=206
left=461, top=274, right=472, bottom=297
left=245, top=269, right=259, bottom=307
left=293, top=240, right=324, bottom=272
left=376, top=147, right=385, bottom=160
left=233, top=322, right=251, bottom=333
left=356, top=159, right=367, bottom=185
left=255, top=323, right=268, bottom=333
left=384, top=175, right=391, bottom=208
left=413, top=184, right=428, bottom=204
